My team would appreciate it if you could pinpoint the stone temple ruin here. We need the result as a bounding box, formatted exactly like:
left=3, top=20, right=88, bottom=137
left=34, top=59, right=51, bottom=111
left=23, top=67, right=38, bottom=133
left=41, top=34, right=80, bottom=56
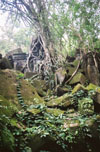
left=13, top=52, right=28, bottom=72
left=3, top=35, right=47, bottom=73
left=5, top=48, right=28, bottom=72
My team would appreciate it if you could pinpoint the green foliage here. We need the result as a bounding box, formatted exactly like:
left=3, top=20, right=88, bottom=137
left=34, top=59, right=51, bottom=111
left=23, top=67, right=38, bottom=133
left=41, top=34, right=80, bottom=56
left=0, top=0, right=100, bottom=57
left=17, top=73, right=24, bottom=79
left=0, top=127, right=15, bottom=152
left=49, top=0, right=100, bottom=55
left=0, top=25, right=33, bottom=56
left=14, top=104, right=100, bottom=151
left=16, top=74, right=27, bottom=109
left=0, top=77, right=99, bottom=152
left=72, top=89, right=88, bottom=109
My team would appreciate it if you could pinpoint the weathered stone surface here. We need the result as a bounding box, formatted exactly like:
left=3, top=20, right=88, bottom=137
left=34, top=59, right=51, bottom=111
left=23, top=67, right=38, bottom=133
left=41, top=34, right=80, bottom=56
left=72, top=60, right=79, bottom=67
left=5, top=48, right=23, bottom=58
left=56, top=86, right=69, bottom=96
left=78, top=98, right=94, bottom=115
left=31, top=79, right=47, bottom=97
left=27, top=107, right=65, bottom=116
left=63, top=114, right=100, bottom=129
left=0, top=58, right=12, bottom=69
left=67, top=67, right=76, bottom=75
left=1, top=64, right=100, bottom=152
left=25, top=72, right=34, bottom=78
left=86, top=83, right=100, bottom=93
left=86, top=83, right=100, bottom=104
left=47, top=93, right=72, bottom=107
left=27, top=108, right=41, bottom=115
left=20, top=79, right=45, bottom=105
left=46, top=108, right=65, bottom=116
left=0, top=95, right=18, bottom=118
left=96, top=93, right=100, bottom=104
left=0, top=69, right=45, bottom=107
left=55, top=67, right=67, bottom=86
left=72, top=83, right=86, bottom=94
left=0, top=69, right=18, bottom=106
left=69, top=72, right=86, bottom=85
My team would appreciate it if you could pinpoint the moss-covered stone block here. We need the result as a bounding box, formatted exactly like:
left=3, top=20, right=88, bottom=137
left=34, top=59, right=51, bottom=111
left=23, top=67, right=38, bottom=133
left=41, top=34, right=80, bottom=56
left=21, top=79, right=45, bottom=105
left=47, top=93, right=72, bottom=107
left=0, top=70, right=18, bottom=103
left=56, top=86, right=69, bottom=96
left=72, top=84, right=86, bottom=94
left=69, top=72, right=86, bottom=85
left=0, top=69, right=45, bottom=108
left=67, top=67, right=76, bottom=75
left=46, top=108, right=65, bottom=116
left=31, top=79, right=47, bottom=91
left=0, top=58, right=12, bottom=69
left=72, top=60, right=79, bottom=66
left=31, top=80, right=47, bottom=97
left=0, top=95, right=18, bottom=117
left=86, top=83, right=100, bottom=104
left=27, top=108, right=41, bottom=115
left=86, top=83, right=100, bottom=93
left=78, top=98, right=94, bottom=115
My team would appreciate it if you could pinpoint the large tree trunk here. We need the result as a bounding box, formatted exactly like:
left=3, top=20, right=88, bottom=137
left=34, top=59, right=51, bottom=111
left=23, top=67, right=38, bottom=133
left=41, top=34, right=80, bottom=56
left=0, top=0, right=56, bottom=72
left=82, top=51, right=100, bottom=85
left=35, top=0, right=56, bottom=63
left=82, top=51, right=100, bottom=105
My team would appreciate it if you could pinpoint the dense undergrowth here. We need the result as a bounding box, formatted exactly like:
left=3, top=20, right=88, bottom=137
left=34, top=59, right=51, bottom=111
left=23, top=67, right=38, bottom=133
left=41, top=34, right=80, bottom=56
left=0, top=72, right=100, bottom=152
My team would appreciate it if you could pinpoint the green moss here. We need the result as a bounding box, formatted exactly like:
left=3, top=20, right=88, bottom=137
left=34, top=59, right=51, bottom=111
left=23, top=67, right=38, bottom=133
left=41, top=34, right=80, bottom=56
left=35, top=88, right=46, bottom=97
left=69, top=73, right=86, bottom=85
left=78, top=98, right=94, bottom=115
left=0, top=70, right=45, bottom=108
left=46, top=108, right=65, bottom=116
left=27, top=108, right=41, bottom=115
left=67, top=67, right=76, bottom=75
left=0, top=58, right=12, bottom=69
left=47, top=93, right=72, bottom=107
left=72, top=60, right=79, bottom=67
left=72, top=84, right=86, bottom=94
left=86, top=83, right=100, bottom=93
left=10, top=119, right=19, bottom=127
left=31, top=80, right=46, bottom=90
left=21, top=79, right=45, bottom=105
left=60, top=69, right=66, bottom=76
left=17, top=73, right=24, bottom=79
left=0, top=71, right=17, bottom=99
left=10, top=118, right=25, bottom=129
left=0, top=127, right=15, bottom=152
left=0, top=95, right=18, bottom=117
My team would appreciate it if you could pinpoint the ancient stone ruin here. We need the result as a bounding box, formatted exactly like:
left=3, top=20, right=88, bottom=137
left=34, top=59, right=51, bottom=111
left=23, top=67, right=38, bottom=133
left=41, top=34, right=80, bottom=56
left=5, top=48, right=27, bottom=71
left=27, top=35, right=46, bottom=73
left=3, top=36, right=50, bottom=75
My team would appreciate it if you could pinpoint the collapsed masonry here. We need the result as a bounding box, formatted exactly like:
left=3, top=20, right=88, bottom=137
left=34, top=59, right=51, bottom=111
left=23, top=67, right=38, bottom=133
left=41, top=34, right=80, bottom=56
left=5, top=48, right=28, bottom=72
left=5, top=36, right=51, bottom=74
